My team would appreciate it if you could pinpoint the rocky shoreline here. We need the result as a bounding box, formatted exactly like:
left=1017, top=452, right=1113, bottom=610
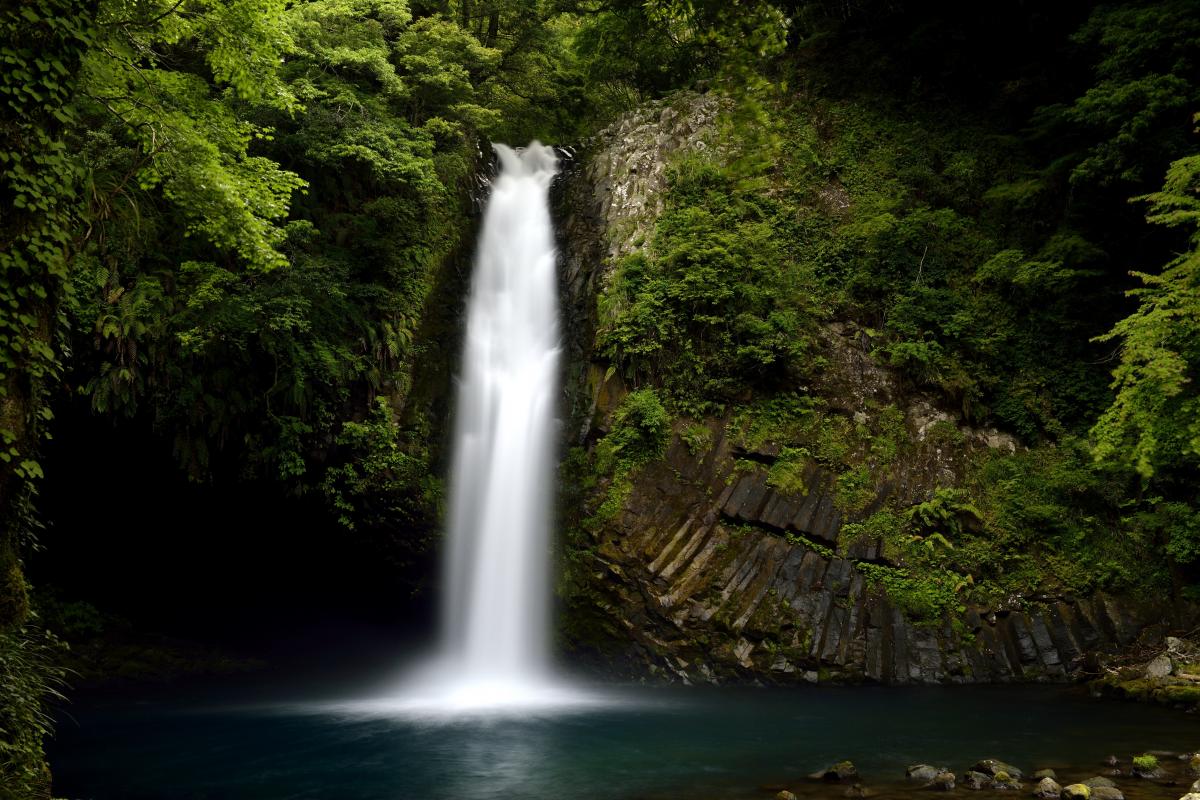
left=764, top=753, right=1200, bottom=800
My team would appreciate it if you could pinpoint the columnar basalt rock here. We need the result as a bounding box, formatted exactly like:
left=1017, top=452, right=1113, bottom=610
left=555, top=94, right=1172, bottom=686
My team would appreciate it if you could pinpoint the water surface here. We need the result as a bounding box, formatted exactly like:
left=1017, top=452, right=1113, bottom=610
left=50, top=683, right=1200, bottom=800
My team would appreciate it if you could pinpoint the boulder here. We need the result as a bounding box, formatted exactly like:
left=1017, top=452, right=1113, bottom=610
left=1145, top=654, right=1174, bottom=679
left=1091, top=787, right=1124, bottom=800
left=976, top=760, right=1025, bottom=780
left=908, top=765, right=943, bottom=784
left=1033, top=777, right=1062, bottom=798
left=964, top=772, right=992, bottom=790
left=813, top=761, right=859, bottom=782
left=930, top=772, right=956, bottom=791
left=1177, top=794, right=1200, bottom=800
left=1191, top=779, right=1200, bottom=792
left=844, top=784, right=871, bottom=798
left=1062, top=784, right=1091, bottom=800
left=1189, top=755, right=1200, bottom=777
left=995, top=772, right=1024, bottom=791
left=776, top=792, right=798, bottom=800
left=1132, top=758, right=1167, bottom=780
left=1034, top=770, right=1059, bottom=781
left=1084, top=778, right=1117, bottom=789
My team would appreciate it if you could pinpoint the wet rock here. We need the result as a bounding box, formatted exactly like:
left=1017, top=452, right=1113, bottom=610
left=908, top=765, right=943, bottom=784
left=1062, top=784, right=1091, bottom=800
left=964, top=772, right=992, bottom=790
left=994, top=771, right=1024, bottom=791
left=1132, top=759, right=1167, bottom=780
left=1034, top=777, right=1063, bottom=798
left=845, top=783, right=871, bottom=798
left=1035, top=770, right=1060, bottom=781
left=1177, top=795, right=1200, bottom=800
left=930, top=772, right=956, bottom=791
left=1084, top=777, right=1117, bottom=789
left=1105, top=756, right=1120, bottom=768
left=1192, top=780, right=1200, bottom=792
left=1188, top=754, right=1200, bottom=777
left=776, top=792, right=798, bottom=800
left=1090, top=787, right=1124, bottom=800
left=976, top=760, right=1024, bottom=780
left=813, top=761, right=859, bottom=782
left=1146, top=654, right=1174, bottom=679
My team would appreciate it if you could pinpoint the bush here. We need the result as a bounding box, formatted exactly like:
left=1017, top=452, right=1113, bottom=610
left=596, top=389, right=672, bottom=476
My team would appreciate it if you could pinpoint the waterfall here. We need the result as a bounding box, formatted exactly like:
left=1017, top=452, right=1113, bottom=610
left=366, top=140, right=599, bottom=714
left=441, top=141, right=561, bottom=692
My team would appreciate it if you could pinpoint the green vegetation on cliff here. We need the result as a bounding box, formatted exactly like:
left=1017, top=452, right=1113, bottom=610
left=571, top=0, right=1200, bottom=627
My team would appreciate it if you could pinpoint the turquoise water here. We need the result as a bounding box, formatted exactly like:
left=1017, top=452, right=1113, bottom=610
left=49, top=683, right=1200, bottom=800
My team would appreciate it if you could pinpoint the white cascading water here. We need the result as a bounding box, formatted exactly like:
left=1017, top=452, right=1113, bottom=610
left=439, top=141, right=561, bottom=700
left=357, top=141, right=599, bottom=715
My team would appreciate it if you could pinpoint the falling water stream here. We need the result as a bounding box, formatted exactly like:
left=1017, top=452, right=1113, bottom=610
left=382, top=141, right=595, bottom=712
left=437, top=141, right=563, bottom=705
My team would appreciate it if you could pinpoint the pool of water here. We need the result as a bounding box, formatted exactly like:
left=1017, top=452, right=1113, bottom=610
left=49, top=682, right=1200, bottom=800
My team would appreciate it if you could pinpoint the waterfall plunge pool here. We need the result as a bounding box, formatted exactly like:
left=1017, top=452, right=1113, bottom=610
left=49, top=683, right=1198, bottom=800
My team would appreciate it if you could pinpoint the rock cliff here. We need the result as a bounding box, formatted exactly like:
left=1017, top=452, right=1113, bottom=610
left=553, top=93, right=1171, bottom=685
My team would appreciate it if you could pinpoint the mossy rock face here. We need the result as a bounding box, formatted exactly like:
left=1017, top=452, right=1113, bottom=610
left=1062, top=784, right=1092, bottom=800
left=973, top=760, right=1023, bottom=780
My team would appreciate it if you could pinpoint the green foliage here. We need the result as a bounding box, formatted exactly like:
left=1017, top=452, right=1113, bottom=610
left=1092, top=149, right=1200, bottom=479
left=598, top=152, right=816, bottom=414
left=321, top=397, right=442, bottom=572
left=855, top=562, right=964, bottom=624
left=0, top=628, right=65, bottom=800
left=679, top=422, right=713, bottom=457
left=766, top=447, right=812, bottom=495
left=596, top=389, right=671, bottom=476
left=905, top=487, right=981, bottom=544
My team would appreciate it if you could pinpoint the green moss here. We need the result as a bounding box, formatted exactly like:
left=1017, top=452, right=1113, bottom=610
left=1132, top=755, right=1158, bottom=772
left=680, top=422, right=714, bottom=457
left=766, top=447, right=812, bottom=494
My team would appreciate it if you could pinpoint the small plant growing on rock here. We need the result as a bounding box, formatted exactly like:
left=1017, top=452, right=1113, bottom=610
left=1132, top=755, right=1157, bottom=771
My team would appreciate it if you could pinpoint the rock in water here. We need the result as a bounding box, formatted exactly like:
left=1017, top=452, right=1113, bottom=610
left=964, top=771, right=992, bottom=790
left=1090, top=787, right=1124, bottom=800
left=845, top=784, right=871, bottom=797
left=775, top=792, right=798, bottom=800
left=1084, top=777, right=1117, bottom=789
left=908, top=765, right=943, bottom=784
left=975, top=760, right=1025, bottom=780
left=1062, top=784, right=1091, bottom=800
left=813, top=761, right=859, bottom=782
left=930, top=772, right=956, bottom=791
left=1188, top=755, right=1200, bottom=777
left=1146, top=653, right=1174, bottom=679
left=994, top=771, right=1024, bottom=791
left=1034, top=777, right=1063, bottom=798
